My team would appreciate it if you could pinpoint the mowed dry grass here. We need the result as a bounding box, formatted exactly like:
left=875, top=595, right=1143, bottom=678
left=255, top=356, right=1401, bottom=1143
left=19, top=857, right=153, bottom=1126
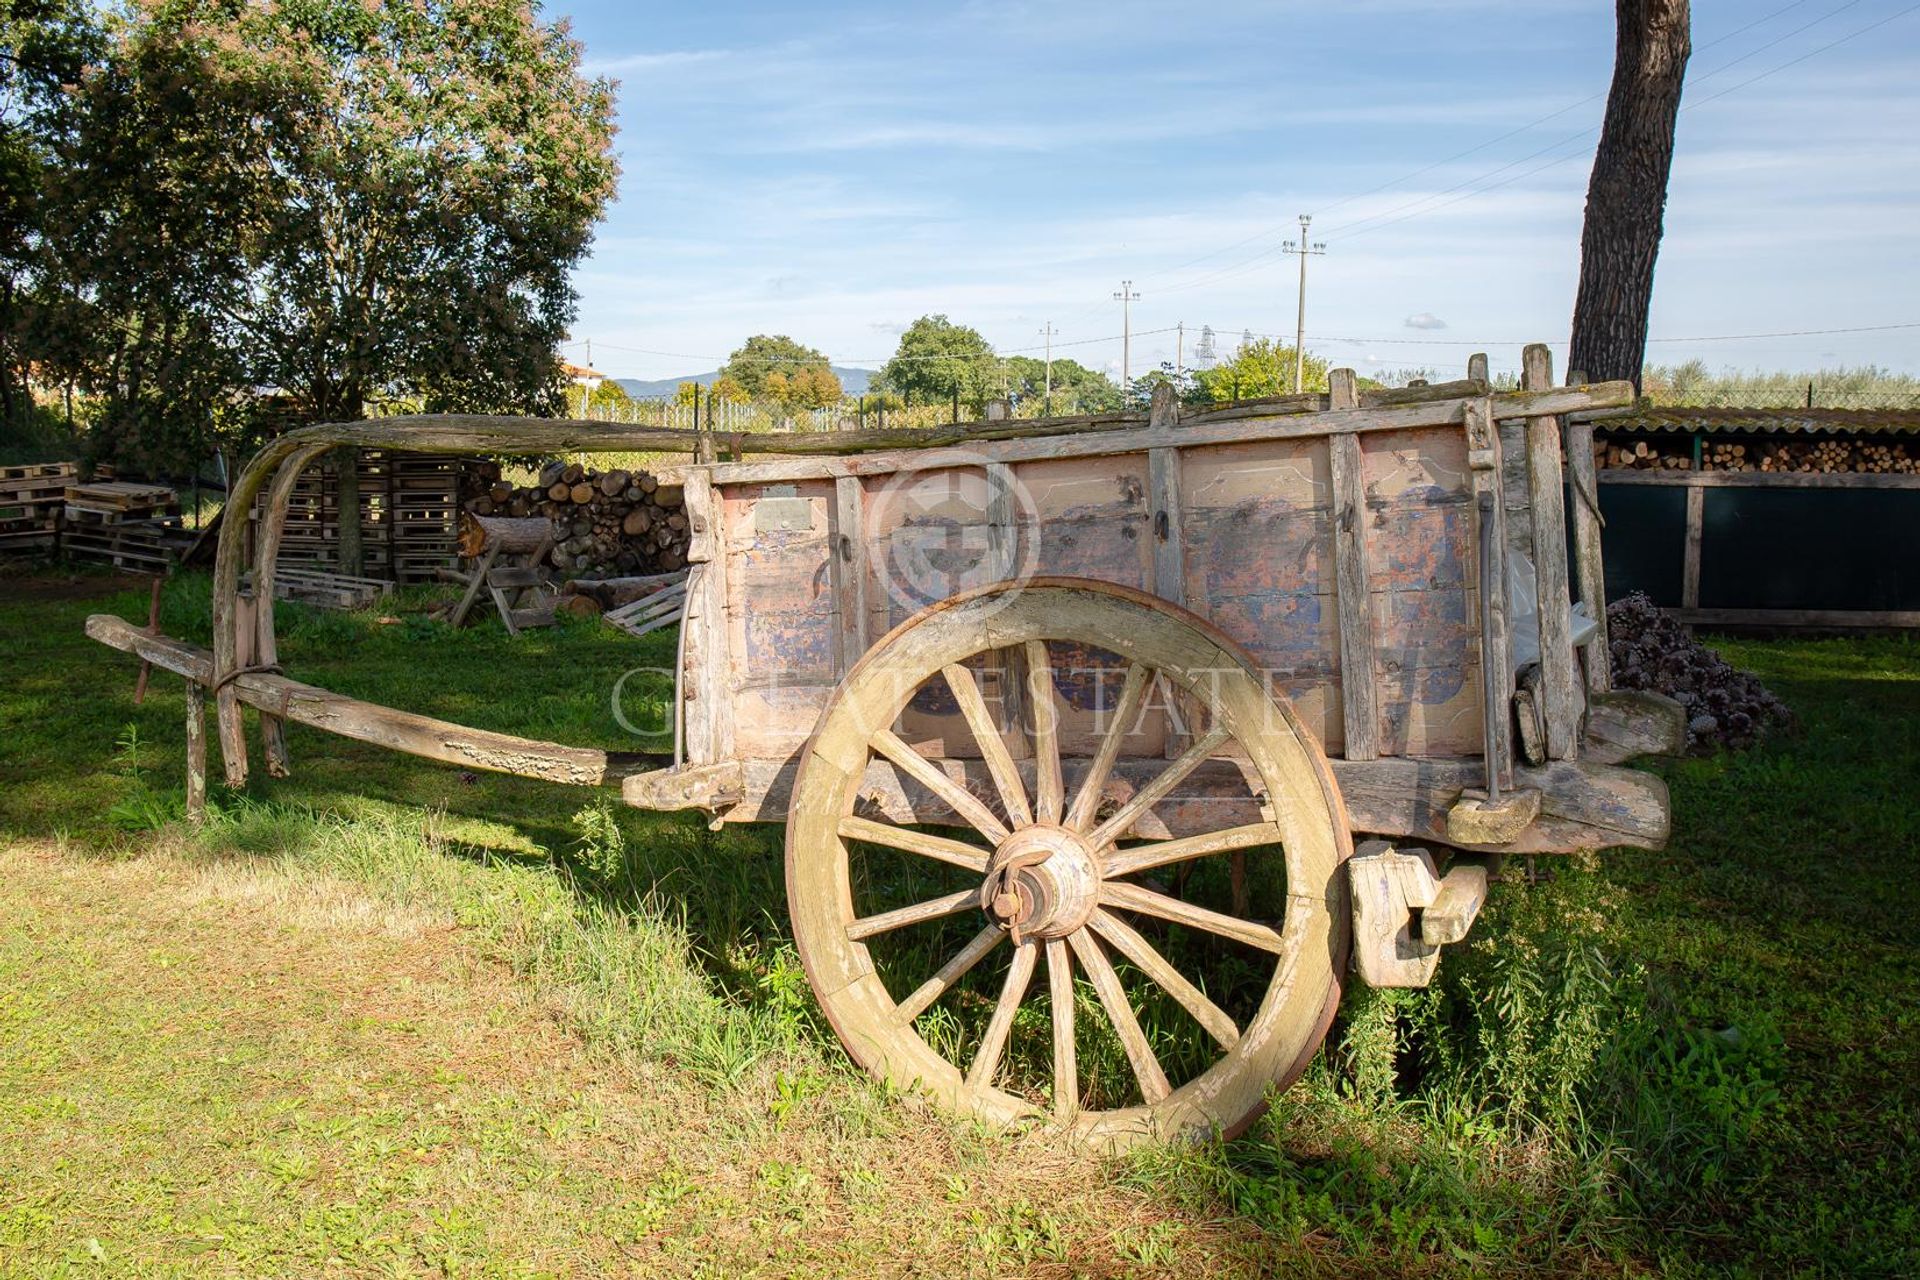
left=0, top=841, right=1277, bottom=1278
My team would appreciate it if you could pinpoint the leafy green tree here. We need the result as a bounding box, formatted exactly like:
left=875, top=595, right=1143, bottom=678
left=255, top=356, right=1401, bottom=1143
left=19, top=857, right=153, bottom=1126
left=1002, top=354, right=1120, bottom=413
left=21, top=0, right=617, bottom=471
left=1190, top=337, right=1329, bottom=403
left=720, top=334, right=832, bottom=399
left=0, top=0, right=102, bottom=437
left=566, top=378, right=632, bottom=417
left=877, top=315, right=996, bottom=409
left=765, top=364, right=842, bottom=415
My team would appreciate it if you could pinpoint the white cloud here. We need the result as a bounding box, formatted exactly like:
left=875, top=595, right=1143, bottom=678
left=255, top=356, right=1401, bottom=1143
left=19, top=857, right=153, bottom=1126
left=1404, top=312, right=1449, bottom=330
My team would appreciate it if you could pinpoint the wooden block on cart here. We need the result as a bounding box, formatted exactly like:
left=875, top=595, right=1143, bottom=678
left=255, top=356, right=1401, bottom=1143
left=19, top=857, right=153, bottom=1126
left=1582, top=689, right=1686, bottom=764
left=1348, top=841, right=1443, bottom=988
left=1445, top=787, right=1542, bottom=846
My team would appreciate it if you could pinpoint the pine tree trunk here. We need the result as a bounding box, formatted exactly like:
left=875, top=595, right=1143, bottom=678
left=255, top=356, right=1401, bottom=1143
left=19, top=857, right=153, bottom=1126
left=1569, top=0, right=1690, bottom=390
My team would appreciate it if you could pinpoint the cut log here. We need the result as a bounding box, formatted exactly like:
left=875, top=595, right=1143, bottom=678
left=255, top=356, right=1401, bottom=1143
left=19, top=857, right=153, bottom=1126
left=457, top=514, right=552, bottom=558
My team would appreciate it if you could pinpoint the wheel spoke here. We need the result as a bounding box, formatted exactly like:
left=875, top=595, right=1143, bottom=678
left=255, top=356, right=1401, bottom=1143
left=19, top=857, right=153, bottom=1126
left=1087, top=724, right=1232, bottom=849
left=871, top=729, right=1009, bottom=844
left=1088, top=908, right=1239, bottom=1050
left=1066, top=928, right=1170, bottom=1105
left=965, top=940, right=1038, bottom=1091
left=1065, top=663, right=1151, bottom=832
left=1024, top=641, right=1064, bottom=824
left=1045, top=937, right=1077, bottom=1118
left=942, top=662, right=1033, bottom=828
left=839, top=814, right=989, bottom=873
left=893, top=925, right=1004, bottom=1024
left=1103, top=823, right=1277, bottom=878
left=1099, top=880, right=1288, bottom=955
left=847, top=888, right=978, bottom=941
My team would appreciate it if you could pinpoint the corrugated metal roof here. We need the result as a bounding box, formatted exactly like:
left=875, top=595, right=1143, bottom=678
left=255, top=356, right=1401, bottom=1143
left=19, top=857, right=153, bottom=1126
left=1600, top=406, right=1920, bottom=436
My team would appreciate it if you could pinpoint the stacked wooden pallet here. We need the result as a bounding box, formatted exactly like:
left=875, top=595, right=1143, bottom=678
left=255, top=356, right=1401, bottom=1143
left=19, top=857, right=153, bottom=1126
left=267, top=449, right=462, bottom=583
left=389, top=453, right=461, bottom=582
left=63, top=480, right=190, bottom=570
left=0, top=462, right=74, bottom=552
left=245, top=566, right=393, bottom=610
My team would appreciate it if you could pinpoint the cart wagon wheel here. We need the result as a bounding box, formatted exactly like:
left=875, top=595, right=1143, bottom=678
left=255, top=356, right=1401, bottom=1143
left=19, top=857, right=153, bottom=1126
left=786, top=577, right=1351, bottom=1147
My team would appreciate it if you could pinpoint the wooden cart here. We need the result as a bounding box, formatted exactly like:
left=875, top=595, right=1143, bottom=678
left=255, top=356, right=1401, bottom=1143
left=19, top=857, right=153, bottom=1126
left=88, top=346, right=1681, bottom=1147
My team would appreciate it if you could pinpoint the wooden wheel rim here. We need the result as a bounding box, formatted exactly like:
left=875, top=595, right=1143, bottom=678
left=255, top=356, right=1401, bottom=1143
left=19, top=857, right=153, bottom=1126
left=786, top=577, right=1351, bottom=1148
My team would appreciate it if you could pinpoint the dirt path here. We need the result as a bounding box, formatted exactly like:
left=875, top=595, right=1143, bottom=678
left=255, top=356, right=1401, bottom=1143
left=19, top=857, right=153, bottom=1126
left=0, top=843, right=1276, bottom=1278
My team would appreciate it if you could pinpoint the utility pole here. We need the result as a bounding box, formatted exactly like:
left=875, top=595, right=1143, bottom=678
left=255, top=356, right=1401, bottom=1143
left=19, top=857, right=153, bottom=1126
left=1281, top=215, right=1326, bottom=393
left=1176, top=321, right=1185, bottom=379
left=1113, top=279, right=1141, bottom=392
left=1038, top=321, right=1057, bottom=410
left=584, top=337, right=591, bottom=368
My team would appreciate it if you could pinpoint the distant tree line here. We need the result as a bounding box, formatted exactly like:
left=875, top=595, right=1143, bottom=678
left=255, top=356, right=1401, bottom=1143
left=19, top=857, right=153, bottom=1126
left=0, top=0, right=618, bottom=474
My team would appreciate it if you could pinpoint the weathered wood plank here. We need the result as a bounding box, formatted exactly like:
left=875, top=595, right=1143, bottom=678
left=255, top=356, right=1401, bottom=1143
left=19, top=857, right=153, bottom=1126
left=1465, top=398, right=1513, bottom=788
left=1148, top=446, right=1183, bottom=606
left=1326, top=369, right=1377, bottom=762
left=1522, top=345, right=1581, bottom=760
left=658, top=385, right=1632, bottom=488
left=681, top=471, right=733, bottom=767
left=1598, top=469, right=1920, bottom=490
left=1671, top=607, right=1920, bottom=628
left=1583, top=689, right=1686, bottom=764
left=1561, top=411, right=1611, bottom=691
left=832, top=475, right=868, bottom=675
left=88, top=615, right=622, bottom=786
left=1682, top=484, right=1705, bottom=611
left=254, top=442, right=331, bottom=778
left=184, top=679, right=206, bottom=823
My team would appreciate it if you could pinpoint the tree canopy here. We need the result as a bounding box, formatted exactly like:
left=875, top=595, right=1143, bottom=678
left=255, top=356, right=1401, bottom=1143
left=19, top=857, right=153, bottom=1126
left=876, top=315, right=996, bottom=408
left=1002, top=355, right=1120, bottom=413
left=5, top=0, right=618, bottom=471
left=1190, top=338, right=1328, bottom=403
left=719, top=334, right=834, bottom=399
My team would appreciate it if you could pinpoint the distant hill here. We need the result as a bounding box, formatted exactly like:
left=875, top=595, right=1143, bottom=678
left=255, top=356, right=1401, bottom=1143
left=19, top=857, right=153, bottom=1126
left=616, top=366, right=875, bottom=399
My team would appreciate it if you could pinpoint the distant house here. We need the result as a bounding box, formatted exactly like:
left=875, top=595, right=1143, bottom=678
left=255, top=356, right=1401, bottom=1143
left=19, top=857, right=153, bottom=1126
left=564, top=362, right=607, bottom=393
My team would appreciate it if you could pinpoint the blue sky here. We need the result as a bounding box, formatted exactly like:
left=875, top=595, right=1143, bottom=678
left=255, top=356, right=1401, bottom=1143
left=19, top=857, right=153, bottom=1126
left=553, top=0, right=1920, bottom=383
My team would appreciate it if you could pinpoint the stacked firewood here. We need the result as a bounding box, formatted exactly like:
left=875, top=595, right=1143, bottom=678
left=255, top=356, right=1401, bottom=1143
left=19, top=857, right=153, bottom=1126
left=1597, top=438, right=1917, bottom=474
left=462, top=461, right=689, bottom=575
left=1597, top=441, right=1694, bottom=471
left=1606, top=593, right=1793, bottom=753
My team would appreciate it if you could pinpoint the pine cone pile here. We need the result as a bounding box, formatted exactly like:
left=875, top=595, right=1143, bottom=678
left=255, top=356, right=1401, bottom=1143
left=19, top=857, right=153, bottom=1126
left=1606, top=593, right=1793, bottom=753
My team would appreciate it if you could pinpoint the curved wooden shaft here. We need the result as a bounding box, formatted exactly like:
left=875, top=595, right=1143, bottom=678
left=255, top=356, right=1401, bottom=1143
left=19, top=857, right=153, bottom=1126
left=256, top=443, right=332, bottom=778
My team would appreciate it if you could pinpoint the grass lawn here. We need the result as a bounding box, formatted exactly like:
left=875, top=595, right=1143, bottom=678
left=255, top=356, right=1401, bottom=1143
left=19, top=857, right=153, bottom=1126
left=1, top=565, right=1915, bottom=1277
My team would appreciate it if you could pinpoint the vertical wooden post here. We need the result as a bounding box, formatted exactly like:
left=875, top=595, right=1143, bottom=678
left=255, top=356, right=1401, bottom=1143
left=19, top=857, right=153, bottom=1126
left=680, top=469, right=731, bottom=766
left=185, top=679, right=207, bottom=823
left=1326, top=369, right=1377, bottom=760
left=983, top=461, right=1030, bottom=753
left=1561, top=370, right=1611, bottom=691
left=1465, top=397, right=1512, bottom=789
left=831, top=476, right=868, bottom=675
left=1521, top=344, right=1581, bottom=759
left=1147, top=383, right=1184, bottom=606
left=132, top=574, right=163, bottom=705
left=1682, top=482, right=1704, bottom=611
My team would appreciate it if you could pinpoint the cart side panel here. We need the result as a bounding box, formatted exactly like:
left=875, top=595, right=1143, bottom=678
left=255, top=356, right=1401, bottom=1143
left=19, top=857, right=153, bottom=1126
left=1012, top=454, right=1165, bottom=758
left=720, top=478, right=841, bottom=758
left=1360, top=428, right=1486, bottom=757
left=869, top=454, right=1170, bottom=761
left=1176, top=436, right=1344, bottom=751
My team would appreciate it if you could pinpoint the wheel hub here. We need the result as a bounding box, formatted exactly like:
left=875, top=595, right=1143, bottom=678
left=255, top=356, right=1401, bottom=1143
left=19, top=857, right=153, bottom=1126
left=979, top=825, right=1101, bottom=944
